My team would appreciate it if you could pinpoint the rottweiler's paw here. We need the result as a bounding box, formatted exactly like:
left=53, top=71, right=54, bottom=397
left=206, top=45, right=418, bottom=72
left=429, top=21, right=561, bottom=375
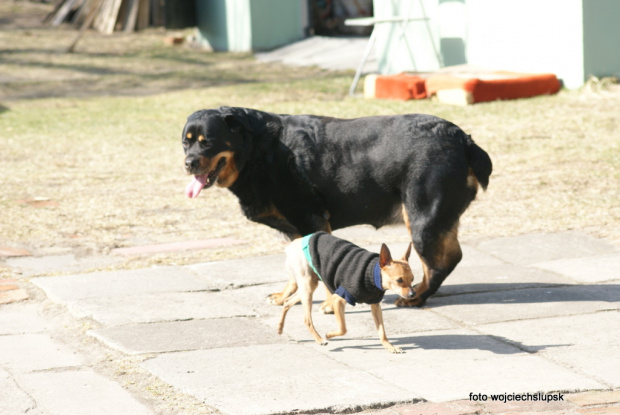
left=395, top=296, right=426, bottom=308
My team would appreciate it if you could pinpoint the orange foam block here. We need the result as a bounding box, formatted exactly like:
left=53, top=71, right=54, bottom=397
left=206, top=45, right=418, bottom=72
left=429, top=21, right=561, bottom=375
left=364, top=74, right=427, bottom=100
left=425, top=72, right=561, bottom=105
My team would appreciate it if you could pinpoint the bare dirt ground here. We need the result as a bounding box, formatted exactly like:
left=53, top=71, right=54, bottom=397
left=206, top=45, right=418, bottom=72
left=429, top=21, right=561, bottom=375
left=1, top=1, right=619, bottom=277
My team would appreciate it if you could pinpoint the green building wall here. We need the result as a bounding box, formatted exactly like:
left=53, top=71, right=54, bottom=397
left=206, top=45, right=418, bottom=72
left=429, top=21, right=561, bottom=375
left=196, top=0, right=305, bottom=52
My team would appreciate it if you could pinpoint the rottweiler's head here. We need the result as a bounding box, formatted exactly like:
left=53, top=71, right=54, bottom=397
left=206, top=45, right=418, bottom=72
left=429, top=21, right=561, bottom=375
left=182, top=108, right=251, bottom=198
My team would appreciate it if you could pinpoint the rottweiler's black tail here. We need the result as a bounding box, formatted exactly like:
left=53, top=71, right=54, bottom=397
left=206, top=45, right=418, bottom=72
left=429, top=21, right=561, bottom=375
left=465, top=135, right=492, bottom=190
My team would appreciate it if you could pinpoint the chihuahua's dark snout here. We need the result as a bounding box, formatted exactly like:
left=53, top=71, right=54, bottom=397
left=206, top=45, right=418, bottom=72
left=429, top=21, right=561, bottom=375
left=408, top=288, right=416, bottom=298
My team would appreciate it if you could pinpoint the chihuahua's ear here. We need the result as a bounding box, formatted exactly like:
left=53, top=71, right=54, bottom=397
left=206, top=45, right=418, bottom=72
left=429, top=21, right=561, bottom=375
left=402, top=242, right=412, bottom=262
left=379, top=243, right=393, bottom=268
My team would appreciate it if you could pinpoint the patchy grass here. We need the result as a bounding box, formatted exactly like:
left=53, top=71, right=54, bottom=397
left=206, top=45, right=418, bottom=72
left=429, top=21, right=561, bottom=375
left=1, top=2, right=619, bottom=274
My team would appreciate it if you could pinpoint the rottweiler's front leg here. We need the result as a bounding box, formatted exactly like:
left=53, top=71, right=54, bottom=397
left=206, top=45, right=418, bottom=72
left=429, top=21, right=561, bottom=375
left=398, top=206, right=462, bottom=308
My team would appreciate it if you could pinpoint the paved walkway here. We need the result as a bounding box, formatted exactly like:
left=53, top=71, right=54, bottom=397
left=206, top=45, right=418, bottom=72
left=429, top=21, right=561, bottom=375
left=255, top=36, right=378, bottom=73
left=1, top=226, right=619, bottom=414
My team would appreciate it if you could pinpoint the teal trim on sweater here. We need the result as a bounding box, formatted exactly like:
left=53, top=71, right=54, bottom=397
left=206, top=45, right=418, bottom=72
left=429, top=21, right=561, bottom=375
left=301, top=234, right=322, bottom=281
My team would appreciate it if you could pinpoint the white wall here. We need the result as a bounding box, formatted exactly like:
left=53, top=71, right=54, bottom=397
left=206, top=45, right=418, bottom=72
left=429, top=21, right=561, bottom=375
left=465, top=0, right=584, bottom=89
left=372, top=0, right=592, bottom=89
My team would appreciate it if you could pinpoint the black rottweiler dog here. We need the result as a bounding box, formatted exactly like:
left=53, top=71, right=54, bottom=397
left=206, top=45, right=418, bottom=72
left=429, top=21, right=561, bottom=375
left=182, top=106, right=492, bottom=307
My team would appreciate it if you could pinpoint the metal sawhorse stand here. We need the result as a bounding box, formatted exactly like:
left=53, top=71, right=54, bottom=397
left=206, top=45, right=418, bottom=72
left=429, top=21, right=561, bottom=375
left=345, top=1, right=443, bottom=96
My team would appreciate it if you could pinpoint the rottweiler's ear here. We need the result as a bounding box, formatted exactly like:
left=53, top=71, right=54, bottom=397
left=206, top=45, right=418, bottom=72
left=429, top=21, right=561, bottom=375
left=224, top=114, right=252, bottom=134
left=379, top=243, right=393, bottom=268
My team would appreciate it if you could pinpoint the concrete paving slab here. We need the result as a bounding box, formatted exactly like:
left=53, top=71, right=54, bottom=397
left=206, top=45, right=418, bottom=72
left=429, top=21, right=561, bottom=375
left=111, top=237, right=246, bottom=256
left=429, top=284, right=620, bottom=325
left=217, top=282, right=459, bottom=341
left=6, top=229, right=618, bottom=414
left=533, top=253, right=620, bottom=283
left=7, top=253, right=122, bottom=277
left=457, top=244, right=509, bottom=268
left=0, top=333, right=83, bottom=371
left=186, top=254, right=288, bottom=288
left=0, top=367, right=37, bottom=414
left=256, top=35, right=377, bottom=73
left=479, top=311, right=620, bottom=387
left=185, top=231, right=510, bottom=302
left=32, top=266, right=216, bottom=302
left=142, top=343, right=416, bottom=415
left=475, top=232, right=617, bottom=265
left=89, top=317, right=284, bottom=355
left=316, top=329, right=605, bottom=402
left=434, top=264, right=576, bottom=297
left=219, top=281, right=322, bottom=319
left=68, top=291, right=257, bottom=325
left=7, top=254, right=77, bottom=275
left=319, top=328, right=521, bottom=356
left=0, top=303, right=51, bottom=334
left=333, top=224, right=411, bottom=243
left=16, top=369, right=153, bottom=415
left=272, top=301, right=458, bottom=343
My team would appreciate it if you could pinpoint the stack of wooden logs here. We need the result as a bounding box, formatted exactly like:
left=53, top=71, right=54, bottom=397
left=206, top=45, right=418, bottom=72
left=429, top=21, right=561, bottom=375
left=45, top=0, right=165, bottom=34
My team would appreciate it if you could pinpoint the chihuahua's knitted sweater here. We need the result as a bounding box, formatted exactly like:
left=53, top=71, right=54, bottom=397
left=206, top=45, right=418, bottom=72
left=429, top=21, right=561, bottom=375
left=302, top=232, right=385, bottom=306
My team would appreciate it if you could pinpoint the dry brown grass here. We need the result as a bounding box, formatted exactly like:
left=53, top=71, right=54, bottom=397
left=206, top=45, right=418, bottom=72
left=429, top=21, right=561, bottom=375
left=1, top=2, right=619, bottom=274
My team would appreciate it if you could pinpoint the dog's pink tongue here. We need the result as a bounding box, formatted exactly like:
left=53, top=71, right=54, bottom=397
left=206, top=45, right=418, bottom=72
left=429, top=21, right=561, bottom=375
left=185, top=174, right=207, bottom=198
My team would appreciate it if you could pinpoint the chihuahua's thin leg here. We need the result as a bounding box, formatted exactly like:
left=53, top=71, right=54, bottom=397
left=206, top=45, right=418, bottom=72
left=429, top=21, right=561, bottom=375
left=370, top=303, right=403, bottom=354
left=277, top=292, right=300, bottom=334
left=326, top=296, right=347, bottom=339
left=301, top=282, right=327, bottom=345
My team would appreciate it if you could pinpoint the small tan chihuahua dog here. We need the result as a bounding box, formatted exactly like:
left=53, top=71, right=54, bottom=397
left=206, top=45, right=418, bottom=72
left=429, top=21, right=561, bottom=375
left=277, top=232, right=414, bottom=353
